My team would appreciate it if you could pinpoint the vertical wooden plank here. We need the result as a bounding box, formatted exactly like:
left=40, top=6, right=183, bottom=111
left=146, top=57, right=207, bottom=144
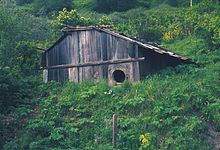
left=63, top=37, right=68, bottom=64
left=116, top=38, right=128, bottom=59
left=52, top=70, right=54, bottom=81
left=59, top=40, right=62, bottom=65
left=82, top=31, right=86, bottom=80
left=102, top=32, right=107, bottom=61
left=66, top=35, right=71, bottom=64
left=48, top=50, right=52, bottom=81
left=56, top=45, right=58, bottom=65
left=48, top=48, right=51, bottom=66
left=47, top=51, right=49, bottom=67
left=71, top=32, right=80, bottom=64
left=83, top=30, right=92, bottom=80
left=113, top=36, right=118, bottom=59
left=92, top=30, right=97, bottom=80
left=59, top=40, right=64, bottom=81
left=78, top=31, right=84, bottom=82
left=112, top=35, right=117, bottom=60
left=132, top=44, right=140, bottom=81
left=68, top=32, right=79, bottom=83
left=101, top=33, right=108, bottom=79
left=107, top=33, right=113, bottom=60
left=57, top=68, right=60, bottom=82
left=92, top=30, right=103, bottom=80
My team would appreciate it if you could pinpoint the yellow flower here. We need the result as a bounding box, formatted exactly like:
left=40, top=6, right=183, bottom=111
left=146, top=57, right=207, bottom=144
left=163, top=31, right=173, bottom=41
left=139, top=133, right=151, bottom=148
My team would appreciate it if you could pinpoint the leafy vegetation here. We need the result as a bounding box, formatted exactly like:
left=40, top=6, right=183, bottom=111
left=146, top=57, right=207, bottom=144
left=109, top=0, right=220, bottom=48
left=0, top=2, right=56, bottom=148
left=15, top=0, right=74, bottom=15
left=0, top=0, right=220, bottom=149
left=52, top=8, right=93, bottom=28
left=95, top=0, right=138, bottom=13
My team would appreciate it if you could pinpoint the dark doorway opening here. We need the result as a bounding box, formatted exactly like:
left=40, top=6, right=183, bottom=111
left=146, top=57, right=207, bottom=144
left=113, top=70, right=126, bottom=83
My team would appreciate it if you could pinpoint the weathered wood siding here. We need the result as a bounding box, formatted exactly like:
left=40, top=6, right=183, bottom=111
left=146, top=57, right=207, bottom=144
left=44, top=29, right=140, bottom=83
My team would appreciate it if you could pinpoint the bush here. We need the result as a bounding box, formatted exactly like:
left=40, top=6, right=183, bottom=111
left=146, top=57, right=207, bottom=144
left=95, top=0, right=138, bottom=13
left=52, top=8, right=94, bottom=28
left=32, top=0, right=74, bottom=15
left=139, top=28, right=162, bottom=43
left=15, top=0, right=33, bottom=5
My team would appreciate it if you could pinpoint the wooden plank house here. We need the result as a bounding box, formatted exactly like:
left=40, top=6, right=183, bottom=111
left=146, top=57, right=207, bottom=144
left=41, top=26, right=194, bottom=85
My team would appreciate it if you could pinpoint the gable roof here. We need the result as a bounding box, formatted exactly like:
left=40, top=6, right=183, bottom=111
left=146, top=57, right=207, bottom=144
left=45, top=26, right=195, bottom=64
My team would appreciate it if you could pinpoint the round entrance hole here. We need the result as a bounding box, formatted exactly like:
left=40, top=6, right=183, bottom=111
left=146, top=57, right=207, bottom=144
left=113, top=70, right=126, bottom=83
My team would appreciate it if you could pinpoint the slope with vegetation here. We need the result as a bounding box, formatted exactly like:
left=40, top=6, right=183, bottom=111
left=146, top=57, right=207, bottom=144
left=0, top=0, right=219, bottom=149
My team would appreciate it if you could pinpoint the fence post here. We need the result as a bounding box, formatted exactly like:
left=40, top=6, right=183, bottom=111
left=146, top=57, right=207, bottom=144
left=190, top=0, right=193, bottom=7
left=112, top=114, right=118, bottom=149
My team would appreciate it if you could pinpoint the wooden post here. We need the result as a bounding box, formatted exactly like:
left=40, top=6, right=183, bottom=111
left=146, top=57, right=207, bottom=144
left=190, top=0, right=193, bottom=7
left=112, top=114, right=118, bottom=149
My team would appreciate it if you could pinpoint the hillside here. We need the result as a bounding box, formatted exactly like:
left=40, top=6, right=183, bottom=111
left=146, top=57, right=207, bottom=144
left=0, top=0, right=220, bottom=149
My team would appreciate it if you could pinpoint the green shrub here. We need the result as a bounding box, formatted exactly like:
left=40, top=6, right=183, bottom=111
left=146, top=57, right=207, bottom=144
left=15, top=0, right=33, bottom=5
left=32, top=0, right=74, bottom=15
left=95, top=0, right=138, bottom=13
left=139, top=27, right=162, bottom=43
